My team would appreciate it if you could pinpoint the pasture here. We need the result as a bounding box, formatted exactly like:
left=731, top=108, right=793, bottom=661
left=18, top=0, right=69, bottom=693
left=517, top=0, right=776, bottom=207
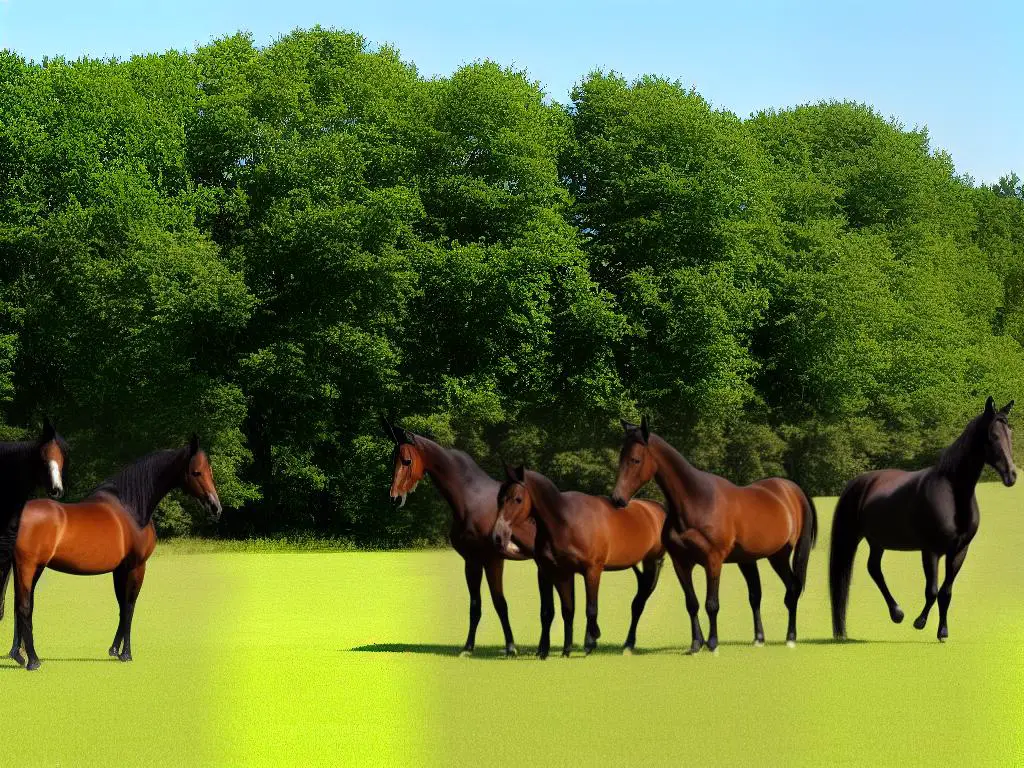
left=6, top=483, right=1024, bottom=766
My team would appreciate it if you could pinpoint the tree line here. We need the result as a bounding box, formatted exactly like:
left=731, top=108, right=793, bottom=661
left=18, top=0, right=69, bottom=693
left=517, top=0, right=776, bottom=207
left=1, top=27, right=1022, bottom=543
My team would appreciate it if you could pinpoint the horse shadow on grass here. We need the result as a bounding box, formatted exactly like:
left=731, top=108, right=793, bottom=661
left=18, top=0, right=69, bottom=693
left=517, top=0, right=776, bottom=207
left=349, top=636, right=929, bottom=658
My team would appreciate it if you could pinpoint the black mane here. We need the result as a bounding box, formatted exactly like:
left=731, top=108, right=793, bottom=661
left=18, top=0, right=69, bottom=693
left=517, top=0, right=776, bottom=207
left=90, top=447, right=189, bottom=526
left=936, top=410, right=994, bottom=476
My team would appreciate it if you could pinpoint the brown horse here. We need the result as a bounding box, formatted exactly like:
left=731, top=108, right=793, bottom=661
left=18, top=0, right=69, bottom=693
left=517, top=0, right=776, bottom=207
left=0, top=418, right=69, bottom=611
left=611, top=417, right=817, bottom=652
left=493, top=464, right=665, bottom=658
left=830, top=397, right=1015, bottom=642
left=4, top=435, right=221, bottom=670
left=382, top=417, right=535, bottom=656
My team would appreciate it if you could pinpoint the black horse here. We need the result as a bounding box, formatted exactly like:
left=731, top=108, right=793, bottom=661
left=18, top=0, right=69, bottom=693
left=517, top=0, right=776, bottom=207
left=830, top=397, right=1015, bottom=642
left=0, top=418, right=68, bottom=617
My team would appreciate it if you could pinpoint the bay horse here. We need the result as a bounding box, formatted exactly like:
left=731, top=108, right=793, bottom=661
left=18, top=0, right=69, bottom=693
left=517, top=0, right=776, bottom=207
left=0, top=418, right=69, bottom=613
left=830, top=397, right=1015, bottom=642
left=611, top=417, right=817, bottom=652
left=382, top=417, right=535, bottom=656
left=492, top=464, right=665, bottom=658
left=4, top=435, right=221, bottom=670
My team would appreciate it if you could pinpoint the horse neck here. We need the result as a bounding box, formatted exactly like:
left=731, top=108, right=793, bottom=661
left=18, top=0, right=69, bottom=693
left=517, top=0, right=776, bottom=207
left=936, top=417, right=987, bottom=495
left=524, top=471, right=567, bottom=532
left=0, top=441, right=39, bottom=502
left=414, top=437, right=488, bottom=523
left=649, top=434, right=708, bottom=524
left=99, top=449, right=188, bottom=527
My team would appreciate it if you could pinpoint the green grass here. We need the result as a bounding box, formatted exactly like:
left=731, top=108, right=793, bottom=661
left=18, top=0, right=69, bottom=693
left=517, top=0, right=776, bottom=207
left=8, top=483, right=1024, bottom=766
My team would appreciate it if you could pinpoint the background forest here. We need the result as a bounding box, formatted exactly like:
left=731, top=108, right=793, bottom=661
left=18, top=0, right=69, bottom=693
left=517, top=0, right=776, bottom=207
left=1, top=27, right=1022, bottom=543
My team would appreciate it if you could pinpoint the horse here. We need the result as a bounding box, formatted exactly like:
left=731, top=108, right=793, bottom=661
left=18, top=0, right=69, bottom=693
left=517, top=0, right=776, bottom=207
left=611, top=417, right=818, bottom=653
left=4, top=434, right=221, bottom=670
left=830, top=397, right=1015, bottom=643
left=493, top=464, right=665, bottom=658
left=0, top=418, right=69, bottom=613
left=382, top=417, right=535, bottom=656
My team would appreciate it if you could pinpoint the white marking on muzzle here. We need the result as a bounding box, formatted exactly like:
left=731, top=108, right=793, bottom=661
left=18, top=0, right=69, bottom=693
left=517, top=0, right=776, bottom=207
left=48, top=460, right=62, bottom=495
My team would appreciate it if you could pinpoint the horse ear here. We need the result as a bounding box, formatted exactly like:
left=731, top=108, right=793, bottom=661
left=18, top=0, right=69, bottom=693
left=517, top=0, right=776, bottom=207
left=42, top=416, right=55, bottom=440
left=188, top=433, right=200, bottom=456
left=640, top=415, right=650, bottom=443
left=985, top=396, right=996, bottom=415
left=380, top=415, right=398, bottom=444
left=398, top=427, right=415, bottom=446
left=620, top=418, right=631, bottom=432
left=1001, top=399, right=1015, bottom=415
left=514, top=464, right=526, bottom=482
left=504, top=463, right=517, bottom=482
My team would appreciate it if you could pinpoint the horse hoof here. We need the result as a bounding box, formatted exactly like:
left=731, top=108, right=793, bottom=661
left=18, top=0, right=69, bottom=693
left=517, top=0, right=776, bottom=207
left=9, top=650, right=24, bottom=666
left=753, top=640, right=765, bottom=647
left=25, top=659, right=40, bottom=671
left=459, top=649, right=473, bottom=658
left=502, top=645, right=518, bottom=658
left=622, top=646, right=634, bottom=656
left=118, top=653, right=132, bottom=662
left=786, top=640, right=796, bottom=649
left=561, top=650, right=572, bottom=658
left=686, top=644, right=703, bottom=656
left=890, top=606, right=905, bottom=624
left=108, top=647, right=119, bottom=658
left=913, top=616, right=927, bottom=630
left=710, top=647, right=719, bottom=656
left=537, top=650, right=549, bottom=660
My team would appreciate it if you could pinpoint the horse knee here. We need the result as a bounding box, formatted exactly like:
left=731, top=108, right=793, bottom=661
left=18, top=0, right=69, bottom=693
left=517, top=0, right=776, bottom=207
left=540, top=605, right=555, bottom=624
left=705, top=597, right=719, bottom=616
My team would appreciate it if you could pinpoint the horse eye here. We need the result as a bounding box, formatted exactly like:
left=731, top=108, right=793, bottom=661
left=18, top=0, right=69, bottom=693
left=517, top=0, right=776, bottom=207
left=515, top=497, right=522, bottom=504
left=631, top=458, right=641, bottom=465
left=191, top=470, right=201, bottom=477
left=401, top=458, right=411, bottom=466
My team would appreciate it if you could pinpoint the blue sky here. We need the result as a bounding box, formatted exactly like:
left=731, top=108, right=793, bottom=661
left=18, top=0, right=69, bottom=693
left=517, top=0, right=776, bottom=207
left=1, top=0, right=1020, bottom=184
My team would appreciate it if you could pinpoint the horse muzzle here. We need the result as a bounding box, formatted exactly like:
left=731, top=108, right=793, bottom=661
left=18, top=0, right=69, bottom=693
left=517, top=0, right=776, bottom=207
left=1003, top=467, right=1018, bottom=487
left=206, top=494, right=223, bottom=521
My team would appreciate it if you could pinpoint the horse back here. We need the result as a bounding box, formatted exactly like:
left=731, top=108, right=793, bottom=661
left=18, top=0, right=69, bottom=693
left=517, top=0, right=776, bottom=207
left=852, top=468, right=960, bottom=551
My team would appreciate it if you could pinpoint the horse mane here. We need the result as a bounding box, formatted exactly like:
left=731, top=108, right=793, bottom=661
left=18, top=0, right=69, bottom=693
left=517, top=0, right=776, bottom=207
left=936, top=410, right=996, bottom=475
left=409, top=432, right=495, bottom=485
left=90, top=447, right=189, bottom=526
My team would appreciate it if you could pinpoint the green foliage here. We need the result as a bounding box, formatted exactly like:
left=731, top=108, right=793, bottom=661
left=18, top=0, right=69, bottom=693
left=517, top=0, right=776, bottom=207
left=1, top=34, right=1023, bottom=535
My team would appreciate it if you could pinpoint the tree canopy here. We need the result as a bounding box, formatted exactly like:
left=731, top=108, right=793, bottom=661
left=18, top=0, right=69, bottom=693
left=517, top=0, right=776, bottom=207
left=1, top=28, right=1021, bottom=542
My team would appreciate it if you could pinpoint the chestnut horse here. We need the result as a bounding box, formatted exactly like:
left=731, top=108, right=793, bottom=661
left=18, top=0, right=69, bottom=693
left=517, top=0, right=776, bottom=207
left=831, top=397, right=1015, bottom=643
left=0, top=418, right=69, bottom=613
left=612, top=417, right=817, bottom=652
left=493, top=464, right=665, bottom=658
left=382, top=417, right=535, bottom=656
left=4, top=435, right=221, bottom=670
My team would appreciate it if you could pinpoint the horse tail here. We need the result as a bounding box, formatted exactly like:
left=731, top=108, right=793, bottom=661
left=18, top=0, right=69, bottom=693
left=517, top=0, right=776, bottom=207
left=830, top=479, right=865, bottom=640
left=792, top=489, right=818, bottom=595
left=0, top=559, right=10, bottom=621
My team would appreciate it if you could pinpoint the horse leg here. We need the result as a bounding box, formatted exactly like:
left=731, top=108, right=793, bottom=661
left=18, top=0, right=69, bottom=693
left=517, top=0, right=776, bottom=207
left=768, top=549, right=800, bottom=646
left=460, top=559, right=484, bottom=657
left=118, top=563, right=146, bottom=662
left=16, top=563, right=43, bottom=671
left=671, top=556, right=704, bottom=654
left=483, top=558, right=516, bottom=656
left=866, top=545, right=904, bottom=623
left=913, top=550, right=939, bottom=630
left=8, top=565, right=24, bottom=666
left=936, top=546, right=969, bottom=642
left=703, top=555, right=724, bottom=652
left=109, top=564, right=128, bottom=657
left=624, top=557, right=662, bottom=654
left=583, top=566, right=603, bottom=655
left=537, top=568, right=555, bottom=660
left=738, top=562, right=765, bottom=646
left=554, top=574, right=575, bottom=657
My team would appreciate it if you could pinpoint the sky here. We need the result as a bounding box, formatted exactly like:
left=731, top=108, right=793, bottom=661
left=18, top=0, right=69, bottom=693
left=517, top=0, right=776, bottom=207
left=0, top=0, right=1020, bottom=184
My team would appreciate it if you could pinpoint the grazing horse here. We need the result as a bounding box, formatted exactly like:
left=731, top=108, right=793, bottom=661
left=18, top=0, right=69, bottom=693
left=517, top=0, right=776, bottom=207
left=382, top=417, right=535, bottom=656
left=611, top=417, right=818, bottom=652
left=830, top=397, right=1015, bottom=642
left=5, top=435, right=221, bottom=670
left=0, top=418, right=69, bottom=613
left=492, top=465, right=664, bottom=658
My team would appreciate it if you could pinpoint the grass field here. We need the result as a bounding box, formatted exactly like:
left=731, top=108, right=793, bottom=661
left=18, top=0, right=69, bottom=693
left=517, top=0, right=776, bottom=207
left=6, top=483, right=1024, bottom=766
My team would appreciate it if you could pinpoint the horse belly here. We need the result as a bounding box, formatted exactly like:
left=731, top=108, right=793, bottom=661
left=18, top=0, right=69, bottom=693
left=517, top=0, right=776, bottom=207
left=862, top=500, right=923, bottom=551
left=47, top=526, right=129, bottom=575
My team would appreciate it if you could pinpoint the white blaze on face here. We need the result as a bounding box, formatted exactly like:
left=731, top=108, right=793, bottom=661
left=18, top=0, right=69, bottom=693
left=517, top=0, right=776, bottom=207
left=48, top=459, right=62, bottom=494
